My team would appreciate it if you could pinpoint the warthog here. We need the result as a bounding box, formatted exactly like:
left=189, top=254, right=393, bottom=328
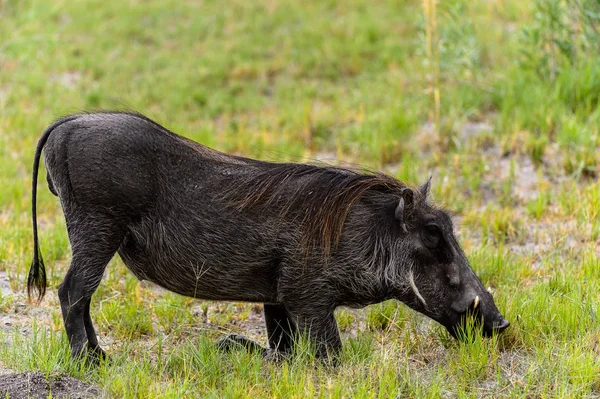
left=28, top=112, right=509, bottom=361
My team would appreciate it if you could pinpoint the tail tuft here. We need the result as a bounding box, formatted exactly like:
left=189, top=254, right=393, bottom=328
left=27, top=249, right=47, bottom=304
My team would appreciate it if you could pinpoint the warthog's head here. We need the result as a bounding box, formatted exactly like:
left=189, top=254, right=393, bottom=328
left=389, top=178, right=509, bottom=339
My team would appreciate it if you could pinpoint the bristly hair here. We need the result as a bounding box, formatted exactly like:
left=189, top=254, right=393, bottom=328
left=224, top=163, right=407, bottom=258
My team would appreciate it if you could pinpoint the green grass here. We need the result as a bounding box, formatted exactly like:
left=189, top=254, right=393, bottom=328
left=0, top=0, right=599, bottom=397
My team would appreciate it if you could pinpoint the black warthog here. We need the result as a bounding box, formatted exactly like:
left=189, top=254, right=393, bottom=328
left=28, top=112, right=509, bottom=361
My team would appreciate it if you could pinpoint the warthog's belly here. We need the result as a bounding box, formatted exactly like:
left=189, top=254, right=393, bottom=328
left=117, top=226, right=280, bottom=304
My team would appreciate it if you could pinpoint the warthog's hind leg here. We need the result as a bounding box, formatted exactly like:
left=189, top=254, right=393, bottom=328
left=83, top=298, right=107, bottom=361
left=58, top=209, right=126, bottom=362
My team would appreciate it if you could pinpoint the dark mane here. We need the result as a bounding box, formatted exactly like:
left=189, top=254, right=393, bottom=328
left=226, top=163, right=407, bottom=257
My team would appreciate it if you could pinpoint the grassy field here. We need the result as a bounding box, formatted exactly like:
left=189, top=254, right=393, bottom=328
left=0, top=0, right=599, bottom=397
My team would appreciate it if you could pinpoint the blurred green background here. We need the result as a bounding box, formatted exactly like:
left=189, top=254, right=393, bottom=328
left=0, top=0, right=599, bottom=397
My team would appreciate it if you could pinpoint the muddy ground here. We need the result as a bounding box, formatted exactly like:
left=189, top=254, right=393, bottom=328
left=0, top=370, right=99, bottom=399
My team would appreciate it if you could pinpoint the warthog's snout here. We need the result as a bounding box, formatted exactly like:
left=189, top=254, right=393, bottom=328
left=446, top=294, right=510, bottom=339
left=490, top=317, right=510, bottom=334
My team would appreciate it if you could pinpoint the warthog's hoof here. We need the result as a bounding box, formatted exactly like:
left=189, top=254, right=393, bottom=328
left=73, top=345, right=110, bottom=366
left=215, top=335, right=292, bottom=362
left=263, top=348, right=289, bottom=363
left=216, top=334, right=266, bottom=355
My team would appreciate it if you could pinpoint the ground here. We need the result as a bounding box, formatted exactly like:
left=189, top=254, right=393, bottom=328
left=0, top=370, right=99, bottom=399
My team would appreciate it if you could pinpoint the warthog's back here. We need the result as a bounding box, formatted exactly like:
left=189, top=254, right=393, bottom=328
left=45, top=113, right=212, bottom=213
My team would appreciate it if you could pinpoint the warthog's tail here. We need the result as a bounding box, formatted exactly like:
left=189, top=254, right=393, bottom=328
left=28, top=115, right=79, bottom=303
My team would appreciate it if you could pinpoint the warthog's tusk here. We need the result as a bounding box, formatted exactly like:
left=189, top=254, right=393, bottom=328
left=473, top=295, right=480, bottom=310
left=408, top=270, right=427, bottom=308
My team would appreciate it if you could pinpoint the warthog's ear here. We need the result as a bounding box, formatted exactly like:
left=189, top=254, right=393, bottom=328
left=419, top=175, right=432, bottom=199
left=395, top=188, right=415, bottom=233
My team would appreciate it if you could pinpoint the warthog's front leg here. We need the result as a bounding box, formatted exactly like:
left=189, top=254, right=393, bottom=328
left=264, top=303, right=296, bottom=353
left=216, top=303, right=296, bottom=361
left=285, top=305, right=342, bottom=360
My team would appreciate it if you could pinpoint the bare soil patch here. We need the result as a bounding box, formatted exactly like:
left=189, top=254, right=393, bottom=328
left=0, top=371, right=100, bottom=399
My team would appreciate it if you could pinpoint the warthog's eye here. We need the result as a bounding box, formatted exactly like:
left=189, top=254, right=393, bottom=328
left=422, top=224, right=442, bottom=249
